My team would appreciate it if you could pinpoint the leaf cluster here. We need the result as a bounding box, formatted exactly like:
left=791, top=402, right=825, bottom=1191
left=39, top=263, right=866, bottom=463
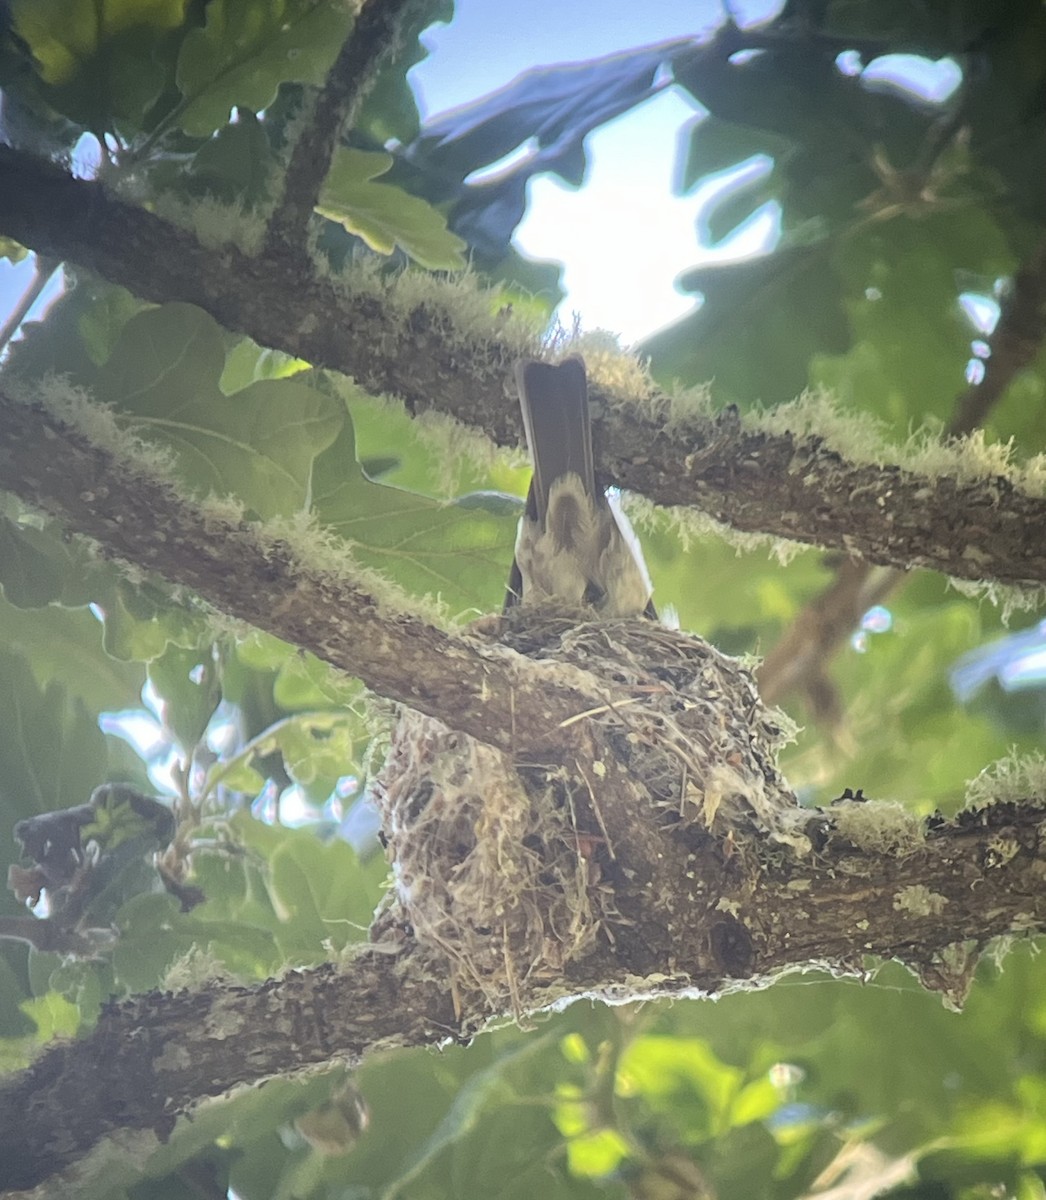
left=0, top=1, right=1045, bottom=1198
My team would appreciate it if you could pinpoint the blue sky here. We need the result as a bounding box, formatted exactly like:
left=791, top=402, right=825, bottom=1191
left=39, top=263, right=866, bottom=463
left=0, top=1, right=764, bottom=346
left=410, top=0, right=729, bottom=343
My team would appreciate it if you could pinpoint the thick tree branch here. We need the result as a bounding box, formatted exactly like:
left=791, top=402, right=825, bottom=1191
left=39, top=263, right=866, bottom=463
left=1, top=148, right=1044, bottom=586
left=0, top=393, right=607, bottom=755
left=265, top=0, right=419, bottom=254
left=0, top=946, right=456, bottom=1194
left=600, top=403, right=1046, bottom=586
left=2, top=793, right=1045, bottom=1193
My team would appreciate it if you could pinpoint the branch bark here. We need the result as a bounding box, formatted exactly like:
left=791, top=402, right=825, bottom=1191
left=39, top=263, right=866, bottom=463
left=0, top=392, right=605, bottom=755
left=1, top=148, right=1045, bottom=586
left=265, top=0, right=420, bottom=254
left=2, top=789, right=1044, bottom=1194
left=2, top=393, right=1044, bottom=1195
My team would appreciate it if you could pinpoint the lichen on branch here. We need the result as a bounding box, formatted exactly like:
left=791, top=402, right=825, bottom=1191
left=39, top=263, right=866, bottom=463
left=1, top=147, right=1045, bottom=586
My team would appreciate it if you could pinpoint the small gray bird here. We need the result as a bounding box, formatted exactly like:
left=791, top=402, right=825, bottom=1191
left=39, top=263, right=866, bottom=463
left=505, top=358, right=655, bottom=618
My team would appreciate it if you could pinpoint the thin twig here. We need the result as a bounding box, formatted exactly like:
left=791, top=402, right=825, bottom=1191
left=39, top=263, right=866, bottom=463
left=265, top=0, right=420, bottom=256
left=950, top=239, right=1046, bottom=435
left=757, top=238, right=1046, bottom=714
left=0, top=255, right=59, bottom=355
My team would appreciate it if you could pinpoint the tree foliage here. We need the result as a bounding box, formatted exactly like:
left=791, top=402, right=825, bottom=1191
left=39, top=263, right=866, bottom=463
left=0, top=0, right=1045, bottom=1197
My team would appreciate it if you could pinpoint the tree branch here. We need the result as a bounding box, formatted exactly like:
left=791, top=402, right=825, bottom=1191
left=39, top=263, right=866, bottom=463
left=0, top=392, right=606, bottom=755
left=3, top=791, right=1045, bottom=1193
left=757, top=559, right=896, bottom=711
left=0, top=946, right=456, bottom=1194
left=951, top=239, right=1046, bottom=436
left=1, top=148, right=1045, bottom=586
left=600, top=401, right=1046, bottom=586
left=265, top=0, right=420, bottom=255
left=758, top=237, right=1046, bottom=709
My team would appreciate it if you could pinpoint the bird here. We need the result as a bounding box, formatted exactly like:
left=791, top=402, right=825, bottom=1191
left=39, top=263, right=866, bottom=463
left=505, top=357, right=655, bottom=618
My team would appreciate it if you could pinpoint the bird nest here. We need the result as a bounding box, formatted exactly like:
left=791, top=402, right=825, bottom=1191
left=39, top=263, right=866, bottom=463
left=371, top=613, right=801, bottom=1013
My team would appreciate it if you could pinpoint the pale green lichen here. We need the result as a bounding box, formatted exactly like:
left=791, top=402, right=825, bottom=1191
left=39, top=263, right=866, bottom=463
left=755, top=387, right=901, bottom=466
left=29, top=374, right=178, bottom=479
left=21, top=375, right=449, bottom=631
left=577, top=338, right=717, bottom=428
left=197, top=493, right=248, bottom=529
left=574, top=334, right=661, bottom=404
left=832, top=799, right=924, bottom=857
left=107, top=134, right=281, bottom=255
left=964, top=750, right=1046, bottom=808
left=325, top=369, right=514, bottom=499
left=750, top=388, right=1046, bottom=500
left=413, top=406, right=516, bottom=496
left=163, top=945, right=232, bottom=991
left=625, top=491, right=810, bottom=566
left=946, top=577, right=1046, bottom=622
left=145, top=191, right=268, bottom=256
left=893, top=884, right=947, bottom=916
left=263, top=510, right=451, bottom=628
left=314, top=252, right=544, bottom=369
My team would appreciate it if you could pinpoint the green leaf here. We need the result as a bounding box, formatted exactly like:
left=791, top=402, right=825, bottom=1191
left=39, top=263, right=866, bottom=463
left=147, top=643, right=221, bottom=752
left=0, top=510, right=119, bottom=610
left=226, top=813, right=386, bottom=962
left=683, top=114, right=796, bottom=189
left=271, top=649, right=363, bottom=711
left=0, top=650, right=108, bottom=918
left=203, top=711, right=363, bottom=800
left=148, top=1070, right=345, bottom=1194
left=185, top=110, right=276, bottom=205
left=29, top=955, right=112, bottom=1025
left=19, top=991, right=80, bottom=1041
left=708, top=1124, right=781, bottom=1197
left=0, top=595, right=145, bottom=715
left=0, top=518, right=74, bottom=607
left=1, top=275, right=144, bottom=387
left=97, top=577, right=205, bottom=663
left=641, top=243, right=850, bottom=404
left=344, top=383, right=522, bottom=498
left=95, top=303, right=344, bottom=519
left=317, top=147, right=467, bottom=270
left=113, top=882, right=286, bottom=990
left=10, top=0, right=188, bottom=87
left=75, top=282, right=148, bottom=367
left=0, top=949, right=33, bottom=1040
left=0, top=238, right=28, bottom=264
left=9, top=0, right=191, bottom=131
left=619, top=1036, right=743, bottom=1139
left=269, top=714, right=357, bottom=787
left=311, top=418, right=518, bottom=616
left=352, top=0, right=452, bottom=146
left=812, top=209, right=1017, bottom=436
left=175, top=0, right=354, bottom=137
left=381, top=1035, right=559, bottom=1200
left=782, top=583, right=1046, bottom=813
left=220, top=338, right=310, bottom=395
left=112, top=893, right=194, bottom=992
left=267, top=831, right=378, bottom=957
left=184, top=845, right=282, bottom=942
